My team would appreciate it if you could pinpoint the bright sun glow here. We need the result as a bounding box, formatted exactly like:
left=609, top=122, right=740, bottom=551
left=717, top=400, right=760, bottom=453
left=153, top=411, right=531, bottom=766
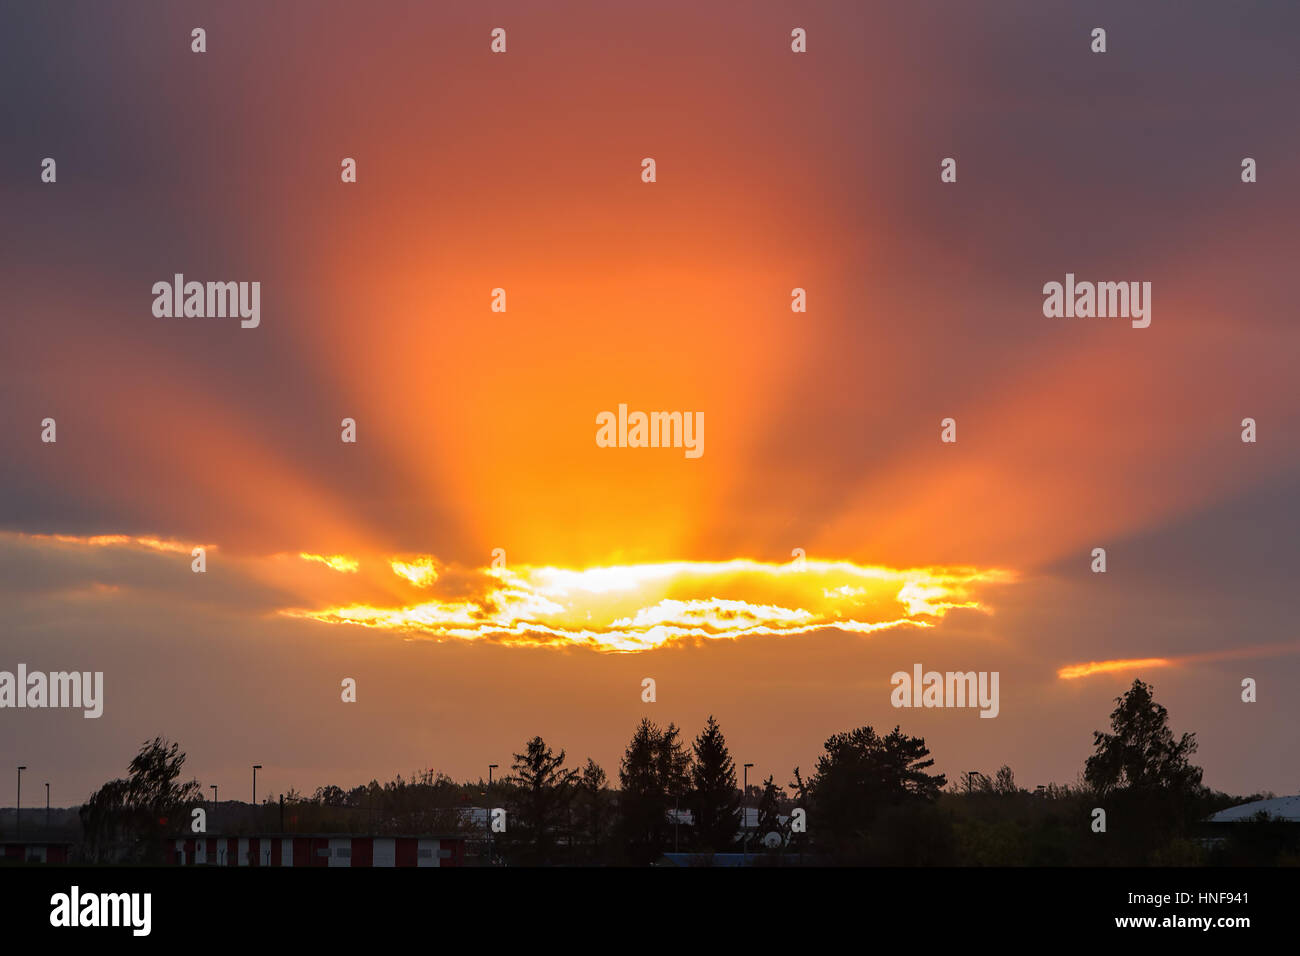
left=281, top=557, right=1015, bottom=653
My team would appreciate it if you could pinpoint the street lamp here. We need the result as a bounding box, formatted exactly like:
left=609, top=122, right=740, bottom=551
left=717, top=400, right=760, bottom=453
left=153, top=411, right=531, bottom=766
left=16, top=767, right=26, bottom=840
left=210, top=784, right=217, bottom=806
left=487, top=764, right=498, bottom=865
left=742, top=763, right=754, bottom=862
left=252, top=765, right=262, bottom=806
left=45, top=782, right=50, bottom=832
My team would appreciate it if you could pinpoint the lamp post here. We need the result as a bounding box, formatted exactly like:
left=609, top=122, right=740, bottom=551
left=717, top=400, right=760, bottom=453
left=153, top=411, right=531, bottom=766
left=487, top=764, right=498, bottom=866
left=252, top=765, right=262, bottom=806
left=45, top=782, right=50, bottom=832
left=16, top=767, right=26, bottom=840
left=742, top=763, right=754, bottom=863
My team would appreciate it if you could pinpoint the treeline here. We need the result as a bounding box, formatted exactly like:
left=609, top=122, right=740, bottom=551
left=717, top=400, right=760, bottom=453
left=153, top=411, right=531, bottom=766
left=73, top=680, right=1298, bottom=865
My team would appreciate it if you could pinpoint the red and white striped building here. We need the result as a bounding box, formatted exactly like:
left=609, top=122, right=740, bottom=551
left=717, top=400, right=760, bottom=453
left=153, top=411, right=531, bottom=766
left=0, top=841, right=72, bottom=863
left=165, top=834, right=465, bottom=867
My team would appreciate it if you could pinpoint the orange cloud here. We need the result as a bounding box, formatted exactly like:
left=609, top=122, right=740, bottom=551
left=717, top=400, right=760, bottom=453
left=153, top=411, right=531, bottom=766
left=1058, top=642, right=1300, bottom=679
left=22, top=532, right=212, bottom=555
left=1057, top=658, right=1172, bottom=680
left=389, top=556, right=440, bottom=588
left=299, top=552, right=360, bottom=573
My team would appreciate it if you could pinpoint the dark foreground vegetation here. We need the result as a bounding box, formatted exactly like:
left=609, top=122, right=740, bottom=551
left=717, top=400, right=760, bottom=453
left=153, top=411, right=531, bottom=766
left=8, top=680, right=1294, bottom=866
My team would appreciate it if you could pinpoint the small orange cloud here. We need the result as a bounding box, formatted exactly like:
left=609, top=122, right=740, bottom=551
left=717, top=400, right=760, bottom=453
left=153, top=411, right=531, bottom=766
left=1057, top=658, right=1171, bottom=680
left=389, top=556, right=440, bottom=588
left=299, top=552, right=360, bottom=573
left=1058, top=641, right=1300, bottom=679
left=23, top=532, right=211, bottom=555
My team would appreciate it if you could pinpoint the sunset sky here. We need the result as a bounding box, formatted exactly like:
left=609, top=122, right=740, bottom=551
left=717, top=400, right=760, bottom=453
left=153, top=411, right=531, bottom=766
left=2, top=0, right=1298, bottom=804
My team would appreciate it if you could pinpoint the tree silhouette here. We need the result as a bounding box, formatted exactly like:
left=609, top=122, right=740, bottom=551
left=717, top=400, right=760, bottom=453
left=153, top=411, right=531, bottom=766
left=688, top=715, right=741, bottom=852
left=807, top=725, right=946, bottom=859
left=80, top=737, right=202, bottom=863
left=787, top=766, right=812, bottom=853
left=505, top=735, right=578, bottom=864
left=1083, top=679, right=1206, bottom=862
left=574, top=758, right=610, bottom=861
left=755, top=774, right=786, bottom=848
left=617, top=718, right=689, bottom=864
left=1085, top=679, right=1202, bottom=796
left=993, top=765, right=1018, bottom=795
left=312, top=784, right=347, bottom=807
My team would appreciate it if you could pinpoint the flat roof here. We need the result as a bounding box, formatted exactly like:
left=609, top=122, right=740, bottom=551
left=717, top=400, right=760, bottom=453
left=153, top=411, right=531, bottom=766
left=1207, top=795, right=1300, bottom=823
left=173, top=833, right=467, bottom=840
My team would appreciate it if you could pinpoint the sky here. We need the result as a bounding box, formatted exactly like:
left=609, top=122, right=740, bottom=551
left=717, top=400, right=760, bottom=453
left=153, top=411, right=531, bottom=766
left=1, top=0, right=1298, bottom=806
